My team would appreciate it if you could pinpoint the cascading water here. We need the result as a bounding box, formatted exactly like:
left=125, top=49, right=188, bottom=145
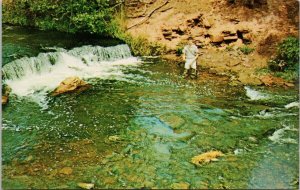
left=2, top=44, right=141, bottom=106
left=2, top=27, right=299, bottom=189
left=244, top=86, right=269, bottom=100
left=3, top=44, right=136, bottom=80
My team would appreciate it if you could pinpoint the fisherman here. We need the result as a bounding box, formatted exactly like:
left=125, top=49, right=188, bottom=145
left=182, top=36, right=199, bottom=79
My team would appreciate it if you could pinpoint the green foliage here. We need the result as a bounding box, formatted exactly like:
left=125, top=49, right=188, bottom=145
left=225, top=45, right=234, bottom=51
left=176, top=47, right=183, bottom=56
left=3, top=0, right=167, bottom=56
left=268, top=36, right=299, bottom=72
left=273, top=70, right=298, bottom=81
left=256, top=67, right=298, bottom=81
left=118, top=34, right=167, bottom=56
left=239, top=45, right=254, bottom=55
left=257, top=37, right=299, bottom=82
left=175, top=40, right=187, bottom=56
left=2, top=0, right=121, bottom=36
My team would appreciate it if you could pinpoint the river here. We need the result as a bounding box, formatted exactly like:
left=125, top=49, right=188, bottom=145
left=2, top=25, right=299, bottom=189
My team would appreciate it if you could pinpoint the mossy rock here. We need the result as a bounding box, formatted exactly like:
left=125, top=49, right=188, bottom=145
left=160, top=113, right=186, bottom=129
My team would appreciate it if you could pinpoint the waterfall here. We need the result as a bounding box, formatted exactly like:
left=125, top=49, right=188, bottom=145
left=2, top=44, right=133, bottom=80
left=2, top=44, right=141, bottom=105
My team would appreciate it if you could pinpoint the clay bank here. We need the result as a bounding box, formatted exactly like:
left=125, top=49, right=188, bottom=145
left=124, top=0, right=299, bottom=86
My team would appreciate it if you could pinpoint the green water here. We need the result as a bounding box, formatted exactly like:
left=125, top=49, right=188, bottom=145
left=2, top=26, right=299, bottom=189
left=2, top=25, right=122, bottom=65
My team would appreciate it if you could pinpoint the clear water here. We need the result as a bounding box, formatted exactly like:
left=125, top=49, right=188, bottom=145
left=2, top=26, right=299, bottom=189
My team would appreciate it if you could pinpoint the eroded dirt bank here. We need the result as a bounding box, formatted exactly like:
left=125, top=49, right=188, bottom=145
left=124, top=0, right=299, bottom=86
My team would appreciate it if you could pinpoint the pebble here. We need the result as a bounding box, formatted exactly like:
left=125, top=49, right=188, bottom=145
left=59, top=167, right=73, bottom=175
left=248, top=136, right=258, bottom=143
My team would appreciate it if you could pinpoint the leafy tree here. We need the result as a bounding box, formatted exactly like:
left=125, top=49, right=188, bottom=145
left=2, top=0, right=122, bottom=36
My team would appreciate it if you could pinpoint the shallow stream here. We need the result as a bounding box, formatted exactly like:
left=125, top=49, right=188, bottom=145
left=2, top=26, right=299, bottom=189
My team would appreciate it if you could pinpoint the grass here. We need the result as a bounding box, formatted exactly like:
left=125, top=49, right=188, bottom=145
left=239, top=45, right=254, bottom=55
left=112, top=11, right=167, bottom=56
left=273, top=71, right=298, bottom=81
left=255, top=67, right=298, bottom=82
left=225, top=45, right=234, bottom=52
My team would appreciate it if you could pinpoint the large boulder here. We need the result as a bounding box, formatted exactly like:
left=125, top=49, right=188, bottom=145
left=222, top=29, right=237, bottom=36
left=160, top=113, right=185, bottom=129
left=2, top=85, right=11, bottom=105
left=260, top=75, right=294, bottom=87
left=224, top=35, right=238, bottom=41
left=237, top=24, right=251, bottom=34
left=186, top=14, right=203, bottom=27
left=172, top=25, right=187, bottom=35
left=243, top=33, right=253, bottom=42
left=52, top=76, right=90, bottom=96
left=2, top=96, right=9, bottom=105
left=210, top=35, right=224, bottom=43
left=202, top=18, right=212, bottom=28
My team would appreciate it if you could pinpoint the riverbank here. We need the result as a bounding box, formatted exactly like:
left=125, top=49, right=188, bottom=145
left=161, top=49, right=296, bottom=88
left=2, top=0, right=298, bottom=87
left=2, top=25, right=299, bottom=189
left=124, top=0, right=299, bottom=87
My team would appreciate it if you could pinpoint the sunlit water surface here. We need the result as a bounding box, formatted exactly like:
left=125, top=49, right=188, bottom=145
left=2, top=26, right=299, bottom=189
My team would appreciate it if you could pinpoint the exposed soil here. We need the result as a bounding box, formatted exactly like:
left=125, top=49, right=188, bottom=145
left=124, top=0, right=299, bottom=86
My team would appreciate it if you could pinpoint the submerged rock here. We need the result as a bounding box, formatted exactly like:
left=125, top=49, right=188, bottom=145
left=191, top=151, right=224, bottom=166
left=59, top=167, right=73, bottom=175
left=2, top=85, right=11, bottom=105
left=248, top=136, right=258, bottom=143
left=160, top=113, right=185, bottom=129
left=52, top=76, right=90, bottom=96
left=107, top=135, right=121, bottom=142
left=171, top=182, right=190, bottom=189
left=2, top=96, right=9, bottom=105
left=234, top=149, right=246, bottom=155
left=25, top=155, right=34, bottom=162
left=77, top=183, right=94, bottom=189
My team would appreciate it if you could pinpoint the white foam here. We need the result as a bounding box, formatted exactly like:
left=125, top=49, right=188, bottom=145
left=284, top=101, right=300, bottom=109
left=268, top=125, right=298, bottom=144
left=3, top=45, right=142, bottom=106
left=234, top=149, right=246, bottom=155
left=268, top=128, right=287, bottom=142
left=245, top=86, right=269, bottom=100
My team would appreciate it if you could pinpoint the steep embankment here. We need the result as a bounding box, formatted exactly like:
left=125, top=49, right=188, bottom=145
left=124, top=0, right=299, bottom=86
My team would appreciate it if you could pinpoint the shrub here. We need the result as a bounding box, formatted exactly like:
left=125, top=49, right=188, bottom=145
left=3, top=0, right=167, bottom=56
left=117, top=33, right=167, bottom=56
left=239, top=45, right=254, bottom=55
left=268, top=36, right=299, bottom=72
left=175, top=40, right=188, bottom=56
left=176, top=47, right=183, bottom=56
left=2, top=0, right=122, bottom=36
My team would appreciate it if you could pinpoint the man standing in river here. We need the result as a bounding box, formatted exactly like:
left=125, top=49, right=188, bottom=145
left=182, top=36, right=199, bottom=79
